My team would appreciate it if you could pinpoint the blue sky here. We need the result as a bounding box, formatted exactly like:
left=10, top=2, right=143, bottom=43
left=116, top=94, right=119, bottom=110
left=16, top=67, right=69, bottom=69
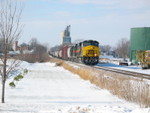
left=20, top=0, right=150, bottom=47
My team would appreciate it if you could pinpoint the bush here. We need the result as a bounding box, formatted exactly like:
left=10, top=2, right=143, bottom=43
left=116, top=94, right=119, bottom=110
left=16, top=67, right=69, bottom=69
left=14, top=74, right=23, bottom=81
left=9, top=70, right=28, bottom=88
left=9, top=82, right=16, bottom=88
left=23, top=69, right=28, bottom=74
left=55, top=61, right=63, bottom=66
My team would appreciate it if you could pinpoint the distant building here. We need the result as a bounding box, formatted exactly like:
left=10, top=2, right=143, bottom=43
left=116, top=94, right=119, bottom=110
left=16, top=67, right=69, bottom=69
left=20, top=43, right=29, bottom=52
left=13, top=41, right=29, bottom=53
left=61, top=25, right=71, bottom=45
left=13, top=41, right=20, bottom=51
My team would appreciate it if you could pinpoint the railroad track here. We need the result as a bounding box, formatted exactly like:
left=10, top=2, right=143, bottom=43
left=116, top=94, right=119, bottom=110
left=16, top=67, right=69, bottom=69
left=54, top=58, right=150, bottom=80
left=94, top=65, right=150, bottom=80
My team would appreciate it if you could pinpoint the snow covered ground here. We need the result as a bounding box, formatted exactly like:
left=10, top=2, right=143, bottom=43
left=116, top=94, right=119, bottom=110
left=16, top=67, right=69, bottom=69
left=0, top=61, right=150, bottom=113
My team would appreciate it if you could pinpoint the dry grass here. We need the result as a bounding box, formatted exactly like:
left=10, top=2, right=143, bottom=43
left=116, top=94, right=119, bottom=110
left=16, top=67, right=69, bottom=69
left=16, top=53, right=50, bottom=63
left=62, top=63, right=92, bottom=80
left=50, top=57, right=150, bottom=107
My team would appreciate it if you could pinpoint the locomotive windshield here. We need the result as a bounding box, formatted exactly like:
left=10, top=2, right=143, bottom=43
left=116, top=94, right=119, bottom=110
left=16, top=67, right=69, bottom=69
left=83, top=40, right=99, bottom=47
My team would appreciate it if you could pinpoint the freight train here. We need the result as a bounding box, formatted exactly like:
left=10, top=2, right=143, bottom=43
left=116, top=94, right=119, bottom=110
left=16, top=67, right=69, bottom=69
left=50, top=40, right=100, bottom=65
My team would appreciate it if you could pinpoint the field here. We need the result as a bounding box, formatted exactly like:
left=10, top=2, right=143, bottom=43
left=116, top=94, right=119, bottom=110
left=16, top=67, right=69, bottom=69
left=0, top=60, right=149, bottom=113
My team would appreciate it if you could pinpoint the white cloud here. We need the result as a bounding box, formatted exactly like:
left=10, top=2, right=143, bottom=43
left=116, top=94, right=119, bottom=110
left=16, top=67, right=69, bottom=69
left=52, top=11, right=72, bottom=18
left=63, top=0, right=117, bottom=5
left=119, top=0, right=150, bottom=9
left=63, top=0, right=150, bottom=9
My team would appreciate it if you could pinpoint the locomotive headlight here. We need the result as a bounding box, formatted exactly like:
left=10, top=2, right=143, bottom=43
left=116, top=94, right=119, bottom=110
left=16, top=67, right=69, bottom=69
left=94, top=54, right=97, bottom=56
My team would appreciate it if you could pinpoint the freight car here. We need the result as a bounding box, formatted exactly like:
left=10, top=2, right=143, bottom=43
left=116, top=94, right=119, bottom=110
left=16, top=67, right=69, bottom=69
left=50, top=40, right=100, bottom=65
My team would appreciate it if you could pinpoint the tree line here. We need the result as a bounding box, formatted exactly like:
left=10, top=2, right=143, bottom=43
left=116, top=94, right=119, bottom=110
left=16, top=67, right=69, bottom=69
left=100, top=38, right=130, bottom=60
left=18, top=38, right=50, bottom=63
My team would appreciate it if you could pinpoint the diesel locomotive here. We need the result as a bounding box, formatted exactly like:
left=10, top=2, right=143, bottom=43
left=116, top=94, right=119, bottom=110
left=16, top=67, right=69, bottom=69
left=50, top=40, right=100, bottom=65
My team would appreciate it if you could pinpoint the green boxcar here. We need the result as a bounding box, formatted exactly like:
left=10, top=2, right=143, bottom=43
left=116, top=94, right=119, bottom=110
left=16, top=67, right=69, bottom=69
left=130, top=27, right=150, bottom=64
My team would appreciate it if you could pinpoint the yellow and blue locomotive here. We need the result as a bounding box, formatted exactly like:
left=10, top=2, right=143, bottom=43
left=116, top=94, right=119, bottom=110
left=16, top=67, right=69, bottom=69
left=69, top=40, right=100, bottom=65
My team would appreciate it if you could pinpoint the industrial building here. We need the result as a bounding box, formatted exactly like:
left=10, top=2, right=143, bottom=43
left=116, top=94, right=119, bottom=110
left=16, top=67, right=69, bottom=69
left=61, top=25, right=71, bottom=45
left=130, top=27, right=150, bottom=64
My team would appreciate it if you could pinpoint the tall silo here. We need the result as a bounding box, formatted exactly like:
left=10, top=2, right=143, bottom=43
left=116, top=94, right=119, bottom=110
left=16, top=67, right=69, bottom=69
left=130, top=27, right=150, bottom=64
left=62, top=25, right=71, bottom=45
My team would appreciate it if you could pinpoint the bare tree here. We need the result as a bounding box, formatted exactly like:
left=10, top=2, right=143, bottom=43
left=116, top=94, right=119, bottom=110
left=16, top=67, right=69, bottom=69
left=0, top=0, right=23, bottom=103
left=100, top=45, right=111, bottom=55
left=29, top=38, right=38, bottom=50
left=34, top=43, right=48, bottom=62
left=114, top=38, right=130, bottom=59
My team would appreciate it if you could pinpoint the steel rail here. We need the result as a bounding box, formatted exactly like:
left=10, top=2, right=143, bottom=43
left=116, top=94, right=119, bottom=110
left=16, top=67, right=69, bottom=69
left=64, top=60, right=150, bottom=80
left=94, top=66, right=150, bottom=80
